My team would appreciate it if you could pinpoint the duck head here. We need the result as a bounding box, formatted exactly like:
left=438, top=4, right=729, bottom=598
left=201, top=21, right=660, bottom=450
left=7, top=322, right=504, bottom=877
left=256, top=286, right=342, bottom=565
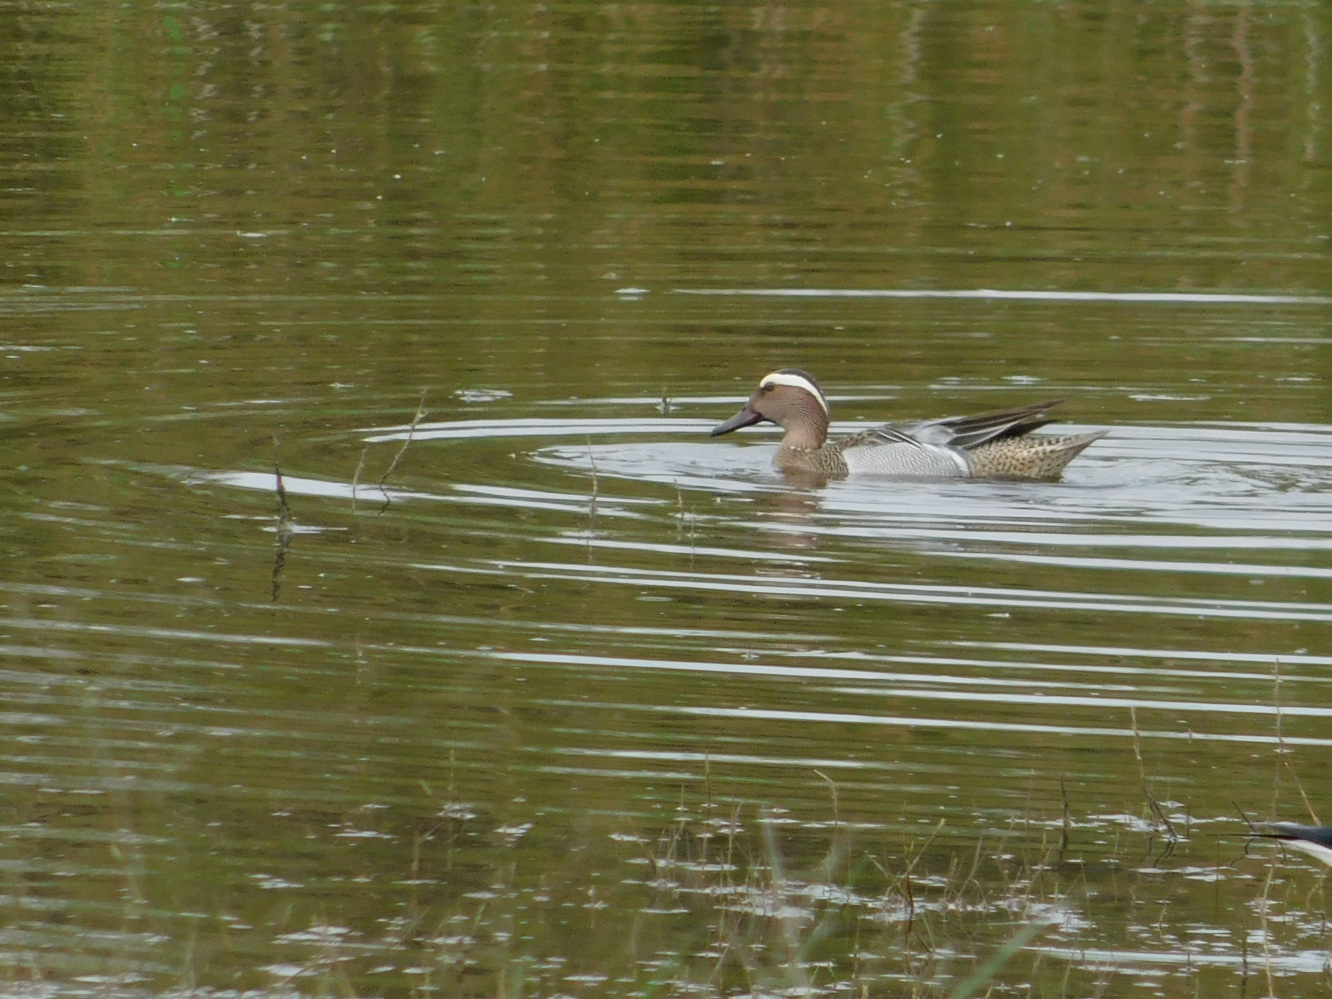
left=710, top=369, right=831, bottom=449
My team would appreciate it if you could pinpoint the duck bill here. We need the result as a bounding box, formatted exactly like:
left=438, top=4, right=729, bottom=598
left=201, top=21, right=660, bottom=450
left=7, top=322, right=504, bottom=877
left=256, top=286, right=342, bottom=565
left=710, top=403, right=764, bottom=436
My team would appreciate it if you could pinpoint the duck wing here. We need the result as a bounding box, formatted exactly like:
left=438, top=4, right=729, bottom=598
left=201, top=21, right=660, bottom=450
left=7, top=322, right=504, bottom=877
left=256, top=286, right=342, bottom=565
left=838, top=424, right=930, bottom=450
left=894, top=399, right=1066, bottom=451
left=835, top=424, right=972, bottom=476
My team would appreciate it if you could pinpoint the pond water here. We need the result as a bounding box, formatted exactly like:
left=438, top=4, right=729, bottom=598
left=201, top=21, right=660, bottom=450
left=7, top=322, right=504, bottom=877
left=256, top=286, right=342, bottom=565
left=2, top=2, right=1332, bottom=997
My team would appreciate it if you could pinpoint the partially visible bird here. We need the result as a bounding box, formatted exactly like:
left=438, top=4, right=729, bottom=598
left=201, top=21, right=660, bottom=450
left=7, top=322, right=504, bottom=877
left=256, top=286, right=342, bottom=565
left=1250, top=822, right=1332, bottom=868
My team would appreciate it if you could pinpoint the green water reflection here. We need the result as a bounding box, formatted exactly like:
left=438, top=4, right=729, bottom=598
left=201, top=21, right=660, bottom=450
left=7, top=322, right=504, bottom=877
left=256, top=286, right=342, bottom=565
left=1, top=1, right=1331, bottom=996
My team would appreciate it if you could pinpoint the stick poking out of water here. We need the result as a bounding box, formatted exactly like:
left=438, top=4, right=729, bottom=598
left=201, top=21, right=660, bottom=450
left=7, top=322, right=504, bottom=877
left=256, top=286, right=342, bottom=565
left=272, top=436, right=294, bottom=602
left=351, top=444, right=369, bottom=514
left=1130, top=706, right=1178, bottom=849
left=1271, top=658, right=1319, bottom=825
left=377, top=390, right=429, bottom=509
left=588, top=440, right=599, bottom=515
left=274, top=436, right=294, bottom=532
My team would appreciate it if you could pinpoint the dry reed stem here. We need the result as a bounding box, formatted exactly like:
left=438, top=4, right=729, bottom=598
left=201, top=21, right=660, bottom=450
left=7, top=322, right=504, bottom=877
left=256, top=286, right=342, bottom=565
left=376, top=389, right=428, bottom=507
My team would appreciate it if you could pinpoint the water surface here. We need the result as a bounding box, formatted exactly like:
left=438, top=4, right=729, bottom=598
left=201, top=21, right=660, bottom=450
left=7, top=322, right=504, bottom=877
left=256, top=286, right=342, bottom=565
left=1, top=2, right=1331, bottom=996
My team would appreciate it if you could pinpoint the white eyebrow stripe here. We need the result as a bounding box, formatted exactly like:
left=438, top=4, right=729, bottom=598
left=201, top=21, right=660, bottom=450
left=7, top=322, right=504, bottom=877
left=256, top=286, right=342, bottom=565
left=758, top=371, right=829, bottom=414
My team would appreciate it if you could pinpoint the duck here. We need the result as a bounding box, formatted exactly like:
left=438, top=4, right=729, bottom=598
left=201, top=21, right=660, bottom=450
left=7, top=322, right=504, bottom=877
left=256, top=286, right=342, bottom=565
left=710, top=368, right=1106, bottom=480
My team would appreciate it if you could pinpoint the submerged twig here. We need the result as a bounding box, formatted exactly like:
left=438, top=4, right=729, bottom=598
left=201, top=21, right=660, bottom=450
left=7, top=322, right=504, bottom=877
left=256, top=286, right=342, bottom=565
left=351, top=443, right=369, bottom=514
left=1059, top=775, right=1071, bottom=858
left=274, top=440, right=294, bottom=529
left=815, top=769, right=839, bottom=832
left=589, top=440, right=599, bottom=513
left=675, top=480, right=697, bottom=564
left=1272, top=657, right=1320, bottom=825
left=587, top=440, right=599, bottom=555
left=377, top=389, right=429, bottom=509
left=1130, top=706, right=1177, bottom=849
left=1259, top=849, right=1277, bottom=998
left=272, top=436, right=295, bottom=602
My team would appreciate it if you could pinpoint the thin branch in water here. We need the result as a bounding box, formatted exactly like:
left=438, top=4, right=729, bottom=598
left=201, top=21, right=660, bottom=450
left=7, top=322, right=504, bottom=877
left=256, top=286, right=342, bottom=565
left=274, top=437, right=294, bottom=530
left=377, top=390, right=429, bottom=509
left=271, top=436, right=294, bottom=603
left=586, top=440, right=598, bottom=557
left=1259, top=848, right=1277, bottom=999
left=675, top=480, right=698, bottom=564
left=1059, top=775, right=1071, bottom=857
left=588, top=440, right=599, bottom=516
left=1272, top=657, right=1320, bottom=824
left=351, top=443, right=369, bottom=514
left=1130, top=706, right=1177, bottom=846
left=1273, top=655, right=1283, bottom=747
left=815, top=769, right=839, bottom=832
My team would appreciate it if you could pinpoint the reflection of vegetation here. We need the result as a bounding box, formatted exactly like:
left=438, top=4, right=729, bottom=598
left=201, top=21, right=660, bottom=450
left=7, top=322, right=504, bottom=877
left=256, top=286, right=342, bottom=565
left=637, top=806, right=1062, bottom=997
left=6, top=4, right=1330, bottom=319
left=2, top=5, right=1332, bottom=997
left=409, top=789, right=1076, bottom=998
left=377, top=772, right=1332, bottom=999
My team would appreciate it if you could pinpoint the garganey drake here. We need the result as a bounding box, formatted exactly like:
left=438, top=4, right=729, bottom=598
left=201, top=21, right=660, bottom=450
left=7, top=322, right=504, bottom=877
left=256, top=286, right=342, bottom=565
left=710, top=368, right=1106, bottom=481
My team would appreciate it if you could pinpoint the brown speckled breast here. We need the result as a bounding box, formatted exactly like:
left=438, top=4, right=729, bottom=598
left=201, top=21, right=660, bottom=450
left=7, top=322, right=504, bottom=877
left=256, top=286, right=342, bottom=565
left=775, top=444, right=849, bottom=478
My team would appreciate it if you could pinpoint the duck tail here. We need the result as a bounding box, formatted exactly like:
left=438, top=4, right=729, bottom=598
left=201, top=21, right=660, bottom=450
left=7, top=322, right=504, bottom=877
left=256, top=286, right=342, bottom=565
left=967, top=430, right=1108, bottom=480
